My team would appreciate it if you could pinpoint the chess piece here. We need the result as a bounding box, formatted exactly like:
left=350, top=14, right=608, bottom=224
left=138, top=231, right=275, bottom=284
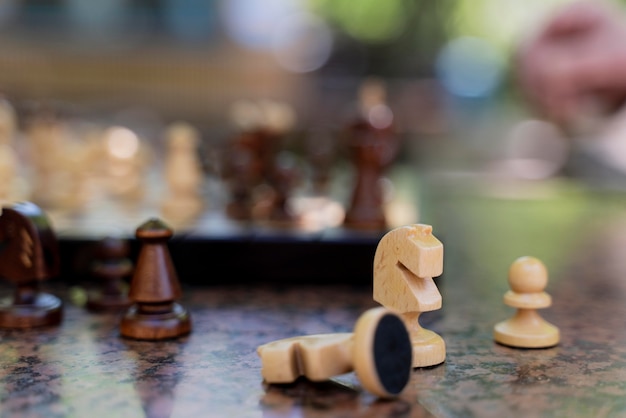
left=306, top=131, right=335, bottom=195
left=161, top=122, right=204, bottom=223
left=257, top=307, right=412, bottom=398
left=0, top=202, right=62, bottom=328
left=373, top=224, right=445, bottom=367
left=494, top=256, right=560, bottom=348
left=344, top=79, right=398, bottom=230
left=86, top=237, right=132, bottom=312
left=224, top=129, right=276, bottom=220
left=0, top=99, right=21, bottom=203
left=120, top=218, right=191, bottom=340
left=265, top=153, right=299, bottom=223
left=225, top=100, right=295, bottom=221
left=102, top=125, right=146, bottom=203
left=25, top=111, right=70, bottom=208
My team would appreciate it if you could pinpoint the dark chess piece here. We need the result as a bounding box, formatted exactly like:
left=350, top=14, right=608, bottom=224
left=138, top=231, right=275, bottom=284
left=120, top=218, right=191, bottom=340
left=0, top=202, right=62, bottom=328
left=344, top=78, right=399, bottom=231
left=86, top=237, right=132, bottom=312
left=343, top=120, right=397, bottom=230
left=224, top=129, right=277, bottom=220
left=306, top=131, right=335, bottom=195
left=267, top=154, right=298, bottom=223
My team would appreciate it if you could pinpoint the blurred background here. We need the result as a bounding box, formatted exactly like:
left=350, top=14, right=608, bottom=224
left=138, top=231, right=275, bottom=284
left=3, top=0, right=626, bottom=286
left=0, top=0, right=571, bottom=132
left=0, top=0, right=618, bottom=239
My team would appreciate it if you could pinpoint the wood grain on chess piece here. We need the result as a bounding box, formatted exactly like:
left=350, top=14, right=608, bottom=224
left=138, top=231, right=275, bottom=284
left=120, top=218, right=191, bottom=340
left=0, top=202, right=62, bottom=328
left=494, top=256, right=560, bottom=348
left=257, top=307, right=412, bottom=398
left=373, top=224, right=445, bottom=367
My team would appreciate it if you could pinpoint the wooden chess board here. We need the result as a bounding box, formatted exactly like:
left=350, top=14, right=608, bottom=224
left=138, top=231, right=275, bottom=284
left=47, top=164, right=420, bottom=285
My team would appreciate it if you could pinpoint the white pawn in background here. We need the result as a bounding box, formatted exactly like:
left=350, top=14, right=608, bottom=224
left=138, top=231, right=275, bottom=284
left=494, top=256, right=560, bottom=348
left=102, top=125, right=147, bottom=204
left=160, top=122, right=204, bottom=224
left=0, top=99, right=25, bottom=205
left=25, top=113, right=72, bottom=208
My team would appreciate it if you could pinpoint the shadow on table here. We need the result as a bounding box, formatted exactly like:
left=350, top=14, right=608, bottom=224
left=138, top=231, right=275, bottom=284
left=260, top=377, right=433, bottom=418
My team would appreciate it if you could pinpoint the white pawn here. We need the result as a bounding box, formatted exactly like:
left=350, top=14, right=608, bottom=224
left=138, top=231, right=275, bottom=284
left=0, top=99, right=22, bottom=204
left=102, top=125, right=146, bottom=203
left=494, top=256, right=560, bottom=348
left=161, top=122, right=204, bottom=222
left=26, top=114, right=70, bottom=207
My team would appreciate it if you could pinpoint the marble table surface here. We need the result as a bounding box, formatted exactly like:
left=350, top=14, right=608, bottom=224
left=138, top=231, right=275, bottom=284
left=3, top=181, right=626, bottom=417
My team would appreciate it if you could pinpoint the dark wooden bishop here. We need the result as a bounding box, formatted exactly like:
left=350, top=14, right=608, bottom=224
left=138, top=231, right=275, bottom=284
left=120, top=218, right=191, bottom=340
left=0, top=202, right=62, bottom=328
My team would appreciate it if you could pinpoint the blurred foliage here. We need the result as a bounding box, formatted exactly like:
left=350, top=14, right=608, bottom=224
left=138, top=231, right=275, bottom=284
left=450, top=0, right=572, bottom=53
left=310, top=0, right=456, bottom=77
left=311, top=0, right=579, bottom=77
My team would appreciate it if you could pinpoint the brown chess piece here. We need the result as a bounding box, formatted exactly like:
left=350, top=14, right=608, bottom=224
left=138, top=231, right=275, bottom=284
left=120, top=218, right=191, bottom=340
left=0, top=202, right=62, bottom=328
left=343, top=120, right=397, bottom=230
left=266, top=155, right=298, bottom=223
left=344, top=79, right=398, bottom=231
left=224, top=129, right=277, bottom=220
left=86, top=237, right=132, bottom=312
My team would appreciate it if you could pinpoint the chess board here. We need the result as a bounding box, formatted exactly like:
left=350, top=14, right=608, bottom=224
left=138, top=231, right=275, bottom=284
left=48, top=165, right=420, bottom=285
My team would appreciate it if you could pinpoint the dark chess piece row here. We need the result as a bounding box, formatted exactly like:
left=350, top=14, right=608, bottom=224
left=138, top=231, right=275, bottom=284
left=224, top=128, right=298, bottom=224
left=223, top=83, right=399, bottom=231
left=0, top=202, right=191, bottom=341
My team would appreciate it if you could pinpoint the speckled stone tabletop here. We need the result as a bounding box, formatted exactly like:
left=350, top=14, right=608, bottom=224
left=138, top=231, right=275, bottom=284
left=4, top=184, right=626, bottom=417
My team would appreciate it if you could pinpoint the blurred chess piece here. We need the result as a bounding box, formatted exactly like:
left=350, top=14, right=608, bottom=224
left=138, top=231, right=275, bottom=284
left=25, top=110, right=71, bottom=208
left=225, top=129, right=274, bottom=220
left=251, top=151, right=301, bottom=224
left=373, top=224, right=445, bottom=367
left=0, top=99, right=24, bottom=204
left=120, top=218, right=191, bottom=340
left=344, top=79, right=398, bottom=231
left=494, top=256, right=560, bottom=348
left=0, top=202, right=62, bottom=328
left=161, top=122, right=204, bottom=223
left=306, top=131, right=336, bottom=195
left=225, top=100, right=296, bottom=221
left=102, top=125, right=146, bottom=203
left=86, top=237, right=132, bottom=312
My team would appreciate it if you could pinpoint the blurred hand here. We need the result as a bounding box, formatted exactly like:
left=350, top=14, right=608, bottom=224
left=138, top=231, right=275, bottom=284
left=518, top=1, right=626, bottom=127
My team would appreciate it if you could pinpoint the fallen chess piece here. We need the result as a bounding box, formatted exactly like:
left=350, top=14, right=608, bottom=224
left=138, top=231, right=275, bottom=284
left=373, top=224, right=446, bottom=367
left=0, top=202, right=62, bottom=328
left=257, top=307, right=412, bottom=398
left=494, top=256, right=560, bottom=348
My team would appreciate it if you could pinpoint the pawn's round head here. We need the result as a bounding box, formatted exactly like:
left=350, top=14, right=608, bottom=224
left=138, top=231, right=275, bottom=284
left=508, top=256, right=548, bottom=293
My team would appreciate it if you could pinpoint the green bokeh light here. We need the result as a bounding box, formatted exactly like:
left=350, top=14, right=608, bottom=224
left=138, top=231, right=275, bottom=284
left=310, top=0, right=411, bottom=43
